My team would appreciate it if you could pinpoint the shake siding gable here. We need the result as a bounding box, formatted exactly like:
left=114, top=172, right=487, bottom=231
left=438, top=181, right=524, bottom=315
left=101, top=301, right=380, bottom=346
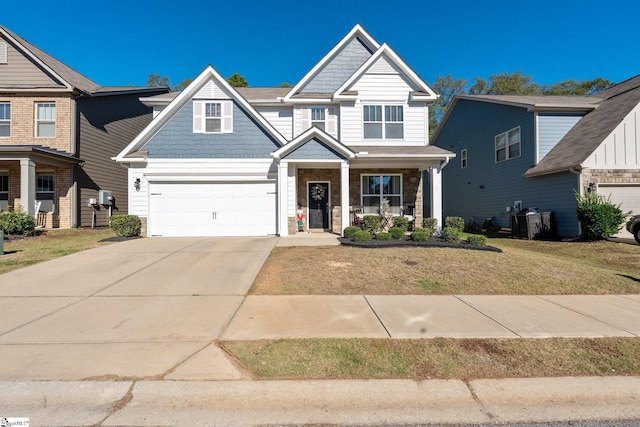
left=299, top=37, right=373, bottom=94
left=537, top=113, right=583, bottom=162
left=142, top=99, right=280, bottom=158
left=434, top=99, right=580, bottom=236
left=282, top=138, right=346, bottom=160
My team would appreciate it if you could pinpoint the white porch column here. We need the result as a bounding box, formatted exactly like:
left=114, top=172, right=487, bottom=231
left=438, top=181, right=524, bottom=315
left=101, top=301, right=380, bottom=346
left=340, top=161, right=350, bottom=235
left=429, top=162, right=443, bottom=230
left=277, top=161, right=289, bottom=236
left=20, top=159, right=36, bottom=215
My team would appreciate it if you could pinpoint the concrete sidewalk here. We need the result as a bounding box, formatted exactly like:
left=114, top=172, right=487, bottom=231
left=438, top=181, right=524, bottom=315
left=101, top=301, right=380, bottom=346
left=1, top=235, right=640, bottom=425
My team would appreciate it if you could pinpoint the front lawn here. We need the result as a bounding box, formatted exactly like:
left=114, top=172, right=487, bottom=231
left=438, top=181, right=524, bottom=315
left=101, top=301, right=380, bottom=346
left=250, top=238, right=640, bottom=295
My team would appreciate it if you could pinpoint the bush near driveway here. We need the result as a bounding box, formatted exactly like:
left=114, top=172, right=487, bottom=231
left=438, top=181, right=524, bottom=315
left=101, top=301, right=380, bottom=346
left=576, top=192, right=629, bottom=241
left=109, top=214, right=141, bottom=237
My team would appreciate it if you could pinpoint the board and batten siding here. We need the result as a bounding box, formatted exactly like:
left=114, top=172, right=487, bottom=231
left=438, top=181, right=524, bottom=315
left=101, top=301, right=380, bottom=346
left=255, top=106, right=293, bottom=140
left=433, top=99, right=581, bottom=236
left=0, top=35, right=66, bottom=89
left=76, top=92, right=162, bottom=227
left=584, top=102, right=640, bottom=168
left=299, top=36, right=373, bottom=94
left=537, top=113, right=583, bottom=162
left=127, top=159, right=276, bottom=218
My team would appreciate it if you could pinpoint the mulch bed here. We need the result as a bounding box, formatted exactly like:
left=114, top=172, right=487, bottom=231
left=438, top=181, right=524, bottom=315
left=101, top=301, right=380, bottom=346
left=338, top=236, right=502, bottom=252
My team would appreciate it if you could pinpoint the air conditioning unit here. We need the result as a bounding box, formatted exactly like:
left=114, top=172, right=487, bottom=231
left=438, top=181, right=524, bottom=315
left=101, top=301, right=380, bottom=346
left=98, top=190, right=113, bottom=205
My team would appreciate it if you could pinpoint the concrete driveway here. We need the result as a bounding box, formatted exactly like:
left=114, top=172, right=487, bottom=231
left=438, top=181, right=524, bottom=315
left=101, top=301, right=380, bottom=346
left=0, top=237, right=277, bottom=381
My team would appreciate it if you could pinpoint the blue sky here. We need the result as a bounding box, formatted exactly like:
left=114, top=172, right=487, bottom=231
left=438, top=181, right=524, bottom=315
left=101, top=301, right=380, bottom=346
left=3, top=0, right=639, bottom=90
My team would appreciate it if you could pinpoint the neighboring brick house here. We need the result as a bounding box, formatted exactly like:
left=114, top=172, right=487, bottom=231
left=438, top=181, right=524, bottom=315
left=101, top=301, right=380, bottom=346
left=0, top=25, right=167, bottom=228
left=431, top=75, right=640, bottom=237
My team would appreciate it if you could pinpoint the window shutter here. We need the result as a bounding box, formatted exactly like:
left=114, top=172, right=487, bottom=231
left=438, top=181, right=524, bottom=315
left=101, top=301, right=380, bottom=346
left=193, top=101, right=204, bottom=133
left=327, top=107, right=336, bottom=134
left=300, top=108, right=310, bottom=131
left=0, top=42, right=6, bottom=64
left=222, top=101, right=233, bottom=133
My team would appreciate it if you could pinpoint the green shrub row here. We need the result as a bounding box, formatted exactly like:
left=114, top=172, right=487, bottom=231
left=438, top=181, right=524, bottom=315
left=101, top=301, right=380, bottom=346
left=0, top=209, right=36, bottom=235
left=467, top=234, right=487, bottom=247
left=440, top=226, right=462, bottom=243
left=445, top=216, right=465, bottom=233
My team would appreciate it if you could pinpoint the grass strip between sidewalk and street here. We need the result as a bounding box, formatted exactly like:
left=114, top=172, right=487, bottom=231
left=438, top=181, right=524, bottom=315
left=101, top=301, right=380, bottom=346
left=223, top=337, right=640, bottom=380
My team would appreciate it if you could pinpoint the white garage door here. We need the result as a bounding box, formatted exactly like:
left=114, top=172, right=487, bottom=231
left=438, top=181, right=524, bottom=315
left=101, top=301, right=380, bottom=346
left=148, top=181, right=277, bottom=237
left=597, top=184, right=640, bottom=238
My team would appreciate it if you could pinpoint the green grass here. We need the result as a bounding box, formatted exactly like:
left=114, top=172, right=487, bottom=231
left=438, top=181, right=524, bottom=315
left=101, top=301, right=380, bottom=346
left=0, top=228, right=117, bottom=275
left=223, top=337, right=640, bottom=380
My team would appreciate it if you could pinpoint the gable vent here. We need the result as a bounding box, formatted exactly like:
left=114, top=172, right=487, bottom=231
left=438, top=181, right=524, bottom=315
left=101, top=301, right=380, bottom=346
left=0, top=42, right=7, bottom=64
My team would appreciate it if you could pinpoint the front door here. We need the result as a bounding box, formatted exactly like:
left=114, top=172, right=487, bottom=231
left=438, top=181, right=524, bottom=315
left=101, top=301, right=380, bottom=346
left=308, top=182, right=329, bottom=229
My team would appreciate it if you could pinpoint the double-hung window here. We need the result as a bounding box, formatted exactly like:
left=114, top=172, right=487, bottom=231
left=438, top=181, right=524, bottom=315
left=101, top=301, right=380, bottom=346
left=36, top=172, right=55, bottom=212
left=193, top=100, right=233, bottom=134
left=495, top=127, right=521, bottom=162
left=363, top=105, right=404, bottom=139
left=0, top=102, right=9, bottom=137
left=36, top=102, right=56, bottom=137
left=361, top=174, right=402, bottom=215
left=311, top=107, right=326, bottom=131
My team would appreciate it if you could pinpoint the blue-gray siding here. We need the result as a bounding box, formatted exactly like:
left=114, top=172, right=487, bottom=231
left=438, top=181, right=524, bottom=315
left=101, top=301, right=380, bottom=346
left=538, top=113, right=583, bottom=161
left=283, top=138, right=346, bottom=160
left=432, top=99, right=580, bottom=236
left=299, top=37, right=373, bottom=94
left=142, top=100, right=280, bottom=158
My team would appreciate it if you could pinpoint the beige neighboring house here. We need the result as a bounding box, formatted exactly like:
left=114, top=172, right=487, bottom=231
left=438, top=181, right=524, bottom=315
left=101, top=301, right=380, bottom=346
left=0, top=25, right=167, bottom=228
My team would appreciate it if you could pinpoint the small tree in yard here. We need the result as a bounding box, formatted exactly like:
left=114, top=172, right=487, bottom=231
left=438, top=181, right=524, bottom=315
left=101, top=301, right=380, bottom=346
left=575, top=192, right=629, bottom=241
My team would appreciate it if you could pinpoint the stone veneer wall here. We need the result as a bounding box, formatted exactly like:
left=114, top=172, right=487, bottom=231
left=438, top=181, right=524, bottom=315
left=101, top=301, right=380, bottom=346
left=582, top=169, right=640, bottom=189
left=296, top=168, right=423, bottom=233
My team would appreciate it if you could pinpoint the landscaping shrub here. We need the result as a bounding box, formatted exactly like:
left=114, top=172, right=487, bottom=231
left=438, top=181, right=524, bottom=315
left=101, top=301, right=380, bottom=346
left=389, top=227, right=405, bottom=239
left=343, top=226, right=361, bottom=239
left=363, top=215, right=381, bottom=233
left=576, top=192, right=629, bottom=241
left=392, top=216, right=409, bottom=231
left=410, top=231, right=430, bottom=242
left=422, top=217, right=438, bottom=237
left=468, top=234, right=487, bottom=247
left=376, top=232, right=391, bottom=241
left=441, top=226, right=462, bottom=243
left=445, top=216, right=464, bottom=233
left=109, top=214, right=141, bottom=237
left=353, top=230, right=371, bottom=243
left=0, top=209, right=36, bottom=235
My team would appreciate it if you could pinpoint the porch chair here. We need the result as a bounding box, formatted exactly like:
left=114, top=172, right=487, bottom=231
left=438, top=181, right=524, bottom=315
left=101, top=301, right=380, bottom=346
left=353, top=207, right=365, bottom=229
left=402, top=205, right=415, bottom=231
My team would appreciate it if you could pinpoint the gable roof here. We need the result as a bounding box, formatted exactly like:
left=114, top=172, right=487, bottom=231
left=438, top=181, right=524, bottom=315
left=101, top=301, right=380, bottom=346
left=115, top=65, right=288, bottom=162
left=272, top=127, right=355, bottom=161
left=0, top=25, right=162, bottom=97
left=283, top=24, right=380, bottom=102
left=333, top=43, right=437, bottom=101
left=526, top=75, right=640, bottom=176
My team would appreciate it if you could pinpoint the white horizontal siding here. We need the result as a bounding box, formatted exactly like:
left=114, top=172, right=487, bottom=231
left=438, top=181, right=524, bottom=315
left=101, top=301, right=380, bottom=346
left=194, top=80, right=231, bottom=99
left=255, top=106, right=293, bottom=139
left=368, top=55, right=399, bottom=74
left=585, top=103, right=640, bottom=168
left=351, top=73, right=414, bottom=101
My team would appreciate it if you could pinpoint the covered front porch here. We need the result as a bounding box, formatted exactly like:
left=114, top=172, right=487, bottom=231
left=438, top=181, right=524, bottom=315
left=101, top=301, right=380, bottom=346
left=272, top=128, right=454, bottom=237
left=0, top=146, right=80, bottom=228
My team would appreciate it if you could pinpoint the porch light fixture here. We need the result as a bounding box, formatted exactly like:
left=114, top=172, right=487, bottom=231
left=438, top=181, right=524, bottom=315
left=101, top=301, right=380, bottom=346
left=587, top=182, right=597, bottom=193
left=134, top=178, right=141, bottom=191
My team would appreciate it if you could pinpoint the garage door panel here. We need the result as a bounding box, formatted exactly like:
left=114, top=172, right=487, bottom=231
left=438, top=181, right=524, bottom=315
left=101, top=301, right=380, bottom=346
left=597, top=185, right=640, bottom=238
left=149, top=182, right=276, bottom=237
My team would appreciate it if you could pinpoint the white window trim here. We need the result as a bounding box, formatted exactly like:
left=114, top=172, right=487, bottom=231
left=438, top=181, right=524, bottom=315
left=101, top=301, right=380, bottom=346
left=363, top=104, right=404, bottom=140
left=461, top=148, right=467, bottom=169
left=360, top=173, right=403, bottom=215
left=35, top=102, right=56, bottom=138
left=193, top=100, right=233, bottom=134
left=495, top=126, right=521, bottom=163
left=310, top=107, right=326, bottom=130
left=0, top=102, right=10, bottom=138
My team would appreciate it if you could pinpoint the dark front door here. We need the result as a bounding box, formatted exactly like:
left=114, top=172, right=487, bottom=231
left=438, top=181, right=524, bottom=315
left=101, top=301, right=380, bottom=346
left=308, top=182, right=329, bottom=229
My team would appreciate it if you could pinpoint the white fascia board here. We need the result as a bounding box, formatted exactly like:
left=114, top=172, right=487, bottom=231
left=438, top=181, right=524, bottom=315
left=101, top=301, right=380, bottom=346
left=356, top=153, right=456, bottom=159
left=284, top=24, right=380, bottom=102
left=272, top=127, right=355, bottom=160
left=283, top=98, right=335, bottom=105
left=333, top=43, right=437, bottom=100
